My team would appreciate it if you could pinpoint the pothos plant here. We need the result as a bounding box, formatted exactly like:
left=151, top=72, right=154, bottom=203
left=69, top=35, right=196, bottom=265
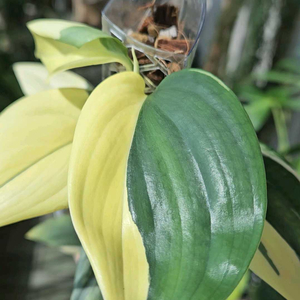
left=0, top=19, right=299, bottom=300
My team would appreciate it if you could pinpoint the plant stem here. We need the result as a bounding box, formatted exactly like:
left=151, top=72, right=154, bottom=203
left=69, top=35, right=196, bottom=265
left=272, top=107, right=289, bottom=153
left=131, top=48, right=139, bottom=74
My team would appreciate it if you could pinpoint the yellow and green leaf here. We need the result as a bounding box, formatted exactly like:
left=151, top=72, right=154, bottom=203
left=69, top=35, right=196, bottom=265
left=250, top=221, right=300, bottom=300
left=69, top=69, right=267, bottom=300
left=68, top=72, right=147, bottom=300
left=13, top=62, right=92, bottom=96
left=262, top=144, right=300, bottom=254
left=27, top=19, right=132, bottom=76
left=0, top=88, right=88, bottom=227
left=249, top=145, right=300, bottom=300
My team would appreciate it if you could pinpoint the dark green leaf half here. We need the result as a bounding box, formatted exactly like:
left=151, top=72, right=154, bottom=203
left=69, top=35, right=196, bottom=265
left=127, top=69, right=267, bottom=300
left=26, top=214, right=80, bottom=247
left=262, top=144, right=300, bottom=255
left=71, top=248, right=103, bottom=300
left=59, top=26, right=112, bottom=48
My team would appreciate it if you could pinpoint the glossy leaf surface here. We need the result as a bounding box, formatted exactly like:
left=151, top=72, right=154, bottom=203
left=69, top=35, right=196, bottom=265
left=127, top=69, right=267, bottom=300
left=0, top=88, right=88, bottom=227
left=27, top=19, right=132, bottom=76
left=68, top=72, right=147, bottom=300
left=13, top=62, right=92, bottom=96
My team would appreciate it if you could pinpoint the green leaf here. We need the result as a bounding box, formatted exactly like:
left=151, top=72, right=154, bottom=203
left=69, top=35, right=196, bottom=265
left=0, top=88, right=88, bottom=227
left=276, top=58, right=300, bottom=74
left=284, top=144, right=300, bottom=155
left=127, top=69, right=267, bottom=300
left=27, top=19, right=132, bottom=76
left=262, top=144, right=300, bottom=255
left=71, top=248, right=103, bottom=300
left=244, top=99, right=271, bottom=131
left=294, top=157, right=300, bottom=174
left=254, top=71, right=300, bottom=86
left=237, top=85, right=265, bottom=103
left=265, top=86, right=294, bottom=100
left=284, top=98, right=300, bottom=110
left=13, top=62, right=92, bottom=96
left=26, top=214, right=80, bottom=247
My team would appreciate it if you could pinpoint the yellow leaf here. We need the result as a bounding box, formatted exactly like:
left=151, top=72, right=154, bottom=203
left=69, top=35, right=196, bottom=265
left=13, top=62, right=92, bottom=96
left=68, top=72, right=148, bottom=300
left=27, top=19, right=132, bottom=76
left=0, top=88, right=88, bottom=227
left=250, top=221, right=300, bottom=300
left=0, top=145, right=71, bottom=226
left=122, top=189, right=149, bottom=300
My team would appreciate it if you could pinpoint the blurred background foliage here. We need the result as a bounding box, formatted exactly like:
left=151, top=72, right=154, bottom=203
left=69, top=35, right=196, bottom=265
left=0, top=0, right=299, bottom=299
